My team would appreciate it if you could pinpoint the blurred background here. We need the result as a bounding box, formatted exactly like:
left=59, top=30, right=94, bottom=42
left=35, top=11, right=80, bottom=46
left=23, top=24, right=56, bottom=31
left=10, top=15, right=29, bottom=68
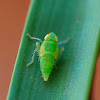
left=0, top=0, right=30, bottom=99
left=0, top=0, right=99, bottom=100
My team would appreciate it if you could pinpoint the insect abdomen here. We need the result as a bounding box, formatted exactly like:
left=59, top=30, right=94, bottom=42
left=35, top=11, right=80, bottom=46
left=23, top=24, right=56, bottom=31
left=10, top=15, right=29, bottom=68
left=40, top=53, right=54, bottom=81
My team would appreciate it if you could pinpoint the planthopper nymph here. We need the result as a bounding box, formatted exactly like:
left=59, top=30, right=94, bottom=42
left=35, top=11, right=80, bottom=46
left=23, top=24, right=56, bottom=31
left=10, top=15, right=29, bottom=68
left=27, top=32, right=70, bottom=81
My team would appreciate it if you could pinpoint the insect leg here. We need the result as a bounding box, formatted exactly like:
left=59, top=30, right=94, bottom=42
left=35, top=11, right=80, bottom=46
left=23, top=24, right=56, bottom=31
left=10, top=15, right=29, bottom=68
left=36, top=42, right=41, bottom=62
left=53, top=47, right=64, bottom=69
left=53, top=61, right=58, bottom=70
left=27, top=41, right=41, bottom=67
left=55, top=47, right=64, bottom=63
left=36, top=42, right=40, bottom=55
left=27, top=49, right=37, bottom=67
left=58, top=47, right=64, bottom=56
left=58, top=37, right=70, bottom=45
left=27, top=33, right=42, bottom=43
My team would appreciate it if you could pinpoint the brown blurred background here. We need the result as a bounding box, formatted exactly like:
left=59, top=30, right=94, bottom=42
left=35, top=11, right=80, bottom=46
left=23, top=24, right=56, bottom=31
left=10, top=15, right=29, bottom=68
left=0, top=0, right=30, bottom=99
left=0, top=0, right=99, bottom=100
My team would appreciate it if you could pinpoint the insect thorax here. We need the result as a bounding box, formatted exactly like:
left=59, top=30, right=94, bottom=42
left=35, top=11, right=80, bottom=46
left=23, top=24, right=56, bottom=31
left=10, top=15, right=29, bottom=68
left=40, top=40, right=58, bottom=59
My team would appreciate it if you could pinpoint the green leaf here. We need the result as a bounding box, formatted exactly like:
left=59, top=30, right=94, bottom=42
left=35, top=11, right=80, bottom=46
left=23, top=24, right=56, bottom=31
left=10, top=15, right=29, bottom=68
left=7, top=0, right=100, bottom=100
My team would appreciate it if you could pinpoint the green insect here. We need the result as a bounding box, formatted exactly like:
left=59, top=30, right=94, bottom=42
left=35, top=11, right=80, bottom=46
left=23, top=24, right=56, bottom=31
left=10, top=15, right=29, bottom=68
left=27, top=32, right=69, bottom=81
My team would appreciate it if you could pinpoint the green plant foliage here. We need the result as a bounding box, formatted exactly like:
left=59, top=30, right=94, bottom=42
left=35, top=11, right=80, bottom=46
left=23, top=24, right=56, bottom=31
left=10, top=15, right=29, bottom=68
left=7, top=0, right=100, bottom=100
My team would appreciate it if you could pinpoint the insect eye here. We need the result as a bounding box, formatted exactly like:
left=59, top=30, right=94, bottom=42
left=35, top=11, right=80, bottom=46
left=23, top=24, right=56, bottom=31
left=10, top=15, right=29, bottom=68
left=44, top=34, right=49, bottom=40
left=55, top=36, right=58, bottom=42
